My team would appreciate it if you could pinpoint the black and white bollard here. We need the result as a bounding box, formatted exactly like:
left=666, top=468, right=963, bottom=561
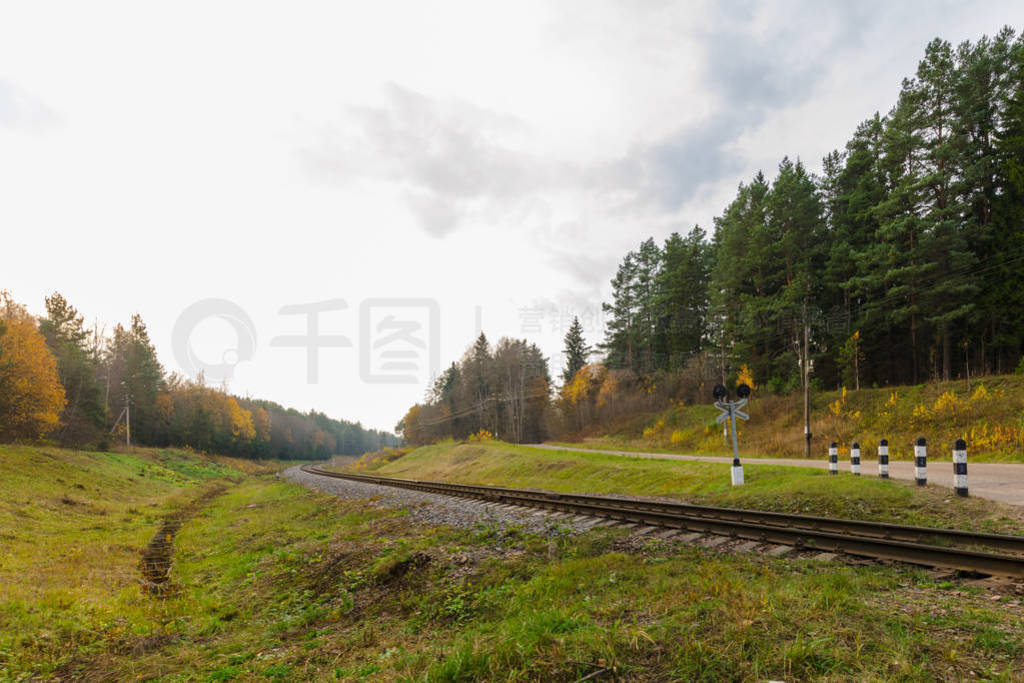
left=953, top=438, right=968, bottom=497
left=731, top=456, right=744, bottom=486
left=914, top=437, right=927, bottom=486
left=828, top=442, right=838, bottom=475
left=878, top=439, right=889, bottom=478
left=850, top=442, right=861, bottom=475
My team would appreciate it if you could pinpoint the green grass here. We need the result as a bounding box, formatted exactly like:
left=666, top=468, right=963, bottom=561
left=3, top=444, right=1023, bottom=680
left=0, top=445, right=279, bottom=677
left=361, top=441, right=1023, bottom=534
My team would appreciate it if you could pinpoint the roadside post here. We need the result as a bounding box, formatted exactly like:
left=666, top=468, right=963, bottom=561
left=878, top=439, right=889, bottom=478
left=850, top=442, right=861, bottom=475
left=714, top=383, right=751, bottom=486
left=828, top=442, right=838, bottom=475
left=953, top=438, right=968, bottom=497
left=914, top=437, right=927, bottom=486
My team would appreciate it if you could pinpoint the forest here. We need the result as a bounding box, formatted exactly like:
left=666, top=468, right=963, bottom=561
left=604, top=29, right=1024, bottom=391
left=0, top=291, right=397, bottom=459
left=402, top=29, right=1024, bottom=445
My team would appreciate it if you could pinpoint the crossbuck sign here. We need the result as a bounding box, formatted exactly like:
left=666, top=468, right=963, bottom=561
left=713, top=383, right=751, bottom=486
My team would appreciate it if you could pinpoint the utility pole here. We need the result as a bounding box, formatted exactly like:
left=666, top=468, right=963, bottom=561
left=125, top=397, right=131, bottom=448
left=803, top=312, right=811, bottom=459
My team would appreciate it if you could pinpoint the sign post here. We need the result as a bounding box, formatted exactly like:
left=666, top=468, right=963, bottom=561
left=714, top=383, right=751, bottom=486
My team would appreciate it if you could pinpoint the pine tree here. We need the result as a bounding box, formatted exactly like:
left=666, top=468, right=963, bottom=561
left=708, top=172, right=783, bottom=386
left=104, top=314, right=166, bottom=445
left=655, top=227, right=711, bottom=370
left=631, top=238, right=662, bottom=373
left=913, top=38, right=978, bottom=380
left=459, top=332, right=493, bottom=433
left=958, top=29, right=1020, bottom=372
left=561, top=316, right=592, bottom=384
left=821, top=114, right=889, bottom=386
left=875, top=87, right=930, bottom=384
left=767, top=157, right=828, bottom=395
left=987, top=34, right=1024, bottom=372
left=601, top=252, right=638, bottom=370
left=39, top=293, right=106, bottom=446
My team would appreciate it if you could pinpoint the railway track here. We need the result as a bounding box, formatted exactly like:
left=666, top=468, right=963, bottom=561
left=301, top=465, right=1024, bottom=578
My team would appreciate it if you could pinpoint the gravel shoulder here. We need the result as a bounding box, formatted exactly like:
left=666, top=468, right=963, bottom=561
left=281, top=465, right=590, bottom=534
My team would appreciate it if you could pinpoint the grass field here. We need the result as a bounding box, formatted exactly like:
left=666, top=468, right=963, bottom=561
left=2, top=444, right=1022, bottom=680
left=562, top=373, right=1024, bottom=463
left=355, top=441, right=1024, bottom=534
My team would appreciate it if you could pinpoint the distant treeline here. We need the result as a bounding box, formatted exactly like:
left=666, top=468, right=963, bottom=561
left=603, top=29, right=1024, bottom=393
left=399, top=334, right=550, bottom=445
left=0, top=291, right=397, bottom=459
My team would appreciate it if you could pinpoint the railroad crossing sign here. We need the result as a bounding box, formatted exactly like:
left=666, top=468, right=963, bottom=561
left=713, top=383, right=752, bottom=486
left=714, top=400, right=749, bottom=423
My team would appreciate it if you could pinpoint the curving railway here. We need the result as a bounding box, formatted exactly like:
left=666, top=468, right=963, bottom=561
left=301, top=465, right=1024, bottom=578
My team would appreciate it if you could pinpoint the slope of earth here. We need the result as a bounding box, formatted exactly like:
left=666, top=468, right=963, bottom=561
left=2, top=444, right=1021, bottom=680
left=557, top=373, right=1024, bottom=462
left=356, top=441, right=1024, bottom=534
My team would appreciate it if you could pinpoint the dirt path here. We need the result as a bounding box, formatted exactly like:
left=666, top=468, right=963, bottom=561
left=529, top=444, right=1024, bottom=507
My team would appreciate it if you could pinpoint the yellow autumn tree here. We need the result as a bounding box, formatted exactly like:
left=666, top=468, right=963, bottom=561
left=252, top=406, right=271, bottom=443
left=226, top=397, right=256, bottom=441
left=0, top=292, right=67, bottom=441
left=736, top=364, right=756, bottom=391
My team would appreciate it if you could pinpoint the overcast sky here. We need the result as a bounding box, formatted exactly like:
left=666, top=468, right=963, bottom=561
left=3, top=1, right=1022, bottom=432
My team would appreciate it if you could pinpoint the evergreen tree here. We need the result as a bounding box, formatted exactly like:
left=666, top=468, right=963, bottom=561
left=459, top=333, right=493, bottom=433
left=654, top=227, right=711, bottom=369
left=631, top=237, right=662, bottom=373
left=104, top=314, right=166, bottom=444
left=767, top=157, right=828, bottom=389
left=707, top=172, right=775, bottom=385
left=39, top=293, right=106, bottom=446
left=913, top=38, right=978, bottom=380
left=987, top=35, right=1024, bottom=372
left=875, top=87, right=930, bottom=384
left=561, top=316, right=592, bottom=384
left=601, top=252, right=638, bottom=370
left=821, top=114, right=889, bottom=385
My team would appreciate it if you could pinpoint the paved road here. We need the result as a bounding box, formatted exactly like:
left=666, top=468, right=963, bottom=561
left=528, top=444, right=1024, bottom=507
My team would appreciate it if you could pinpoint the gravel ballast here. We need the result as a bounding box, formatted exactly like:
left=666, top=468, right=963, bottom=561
left=281, top=466, right=591, bottom=534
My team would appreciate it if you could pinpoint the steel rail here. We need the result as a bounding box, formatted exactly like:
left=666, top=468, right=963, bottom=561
left=301, top=465, right=1024, bottom=577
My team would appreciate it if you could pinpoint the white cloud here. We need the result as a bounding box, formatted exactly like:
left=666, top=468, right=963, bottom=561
left=2, top=1, right=1022, bottom=430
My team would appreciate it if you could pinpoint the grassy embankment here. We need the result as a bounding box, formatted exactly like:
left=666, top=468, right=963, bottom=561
left=355, top=441, right=1023, bottom=533
left=2, top=443, right=1022, bottom=680
left=556, top=373, right=1024, bottom=462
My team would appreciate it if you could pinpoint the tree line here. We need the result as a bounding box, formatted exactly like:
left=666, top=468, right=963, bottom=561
left=0, top=291, right=397, bottom=459
left=602, top=29, right=1024, bottom=396
left=399, top=333, right=550, bottom=445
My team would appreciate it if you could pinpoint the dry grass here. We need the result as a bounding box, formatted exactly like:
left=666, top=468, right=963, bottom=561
left=560, top=373, right=1024, bottom=462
